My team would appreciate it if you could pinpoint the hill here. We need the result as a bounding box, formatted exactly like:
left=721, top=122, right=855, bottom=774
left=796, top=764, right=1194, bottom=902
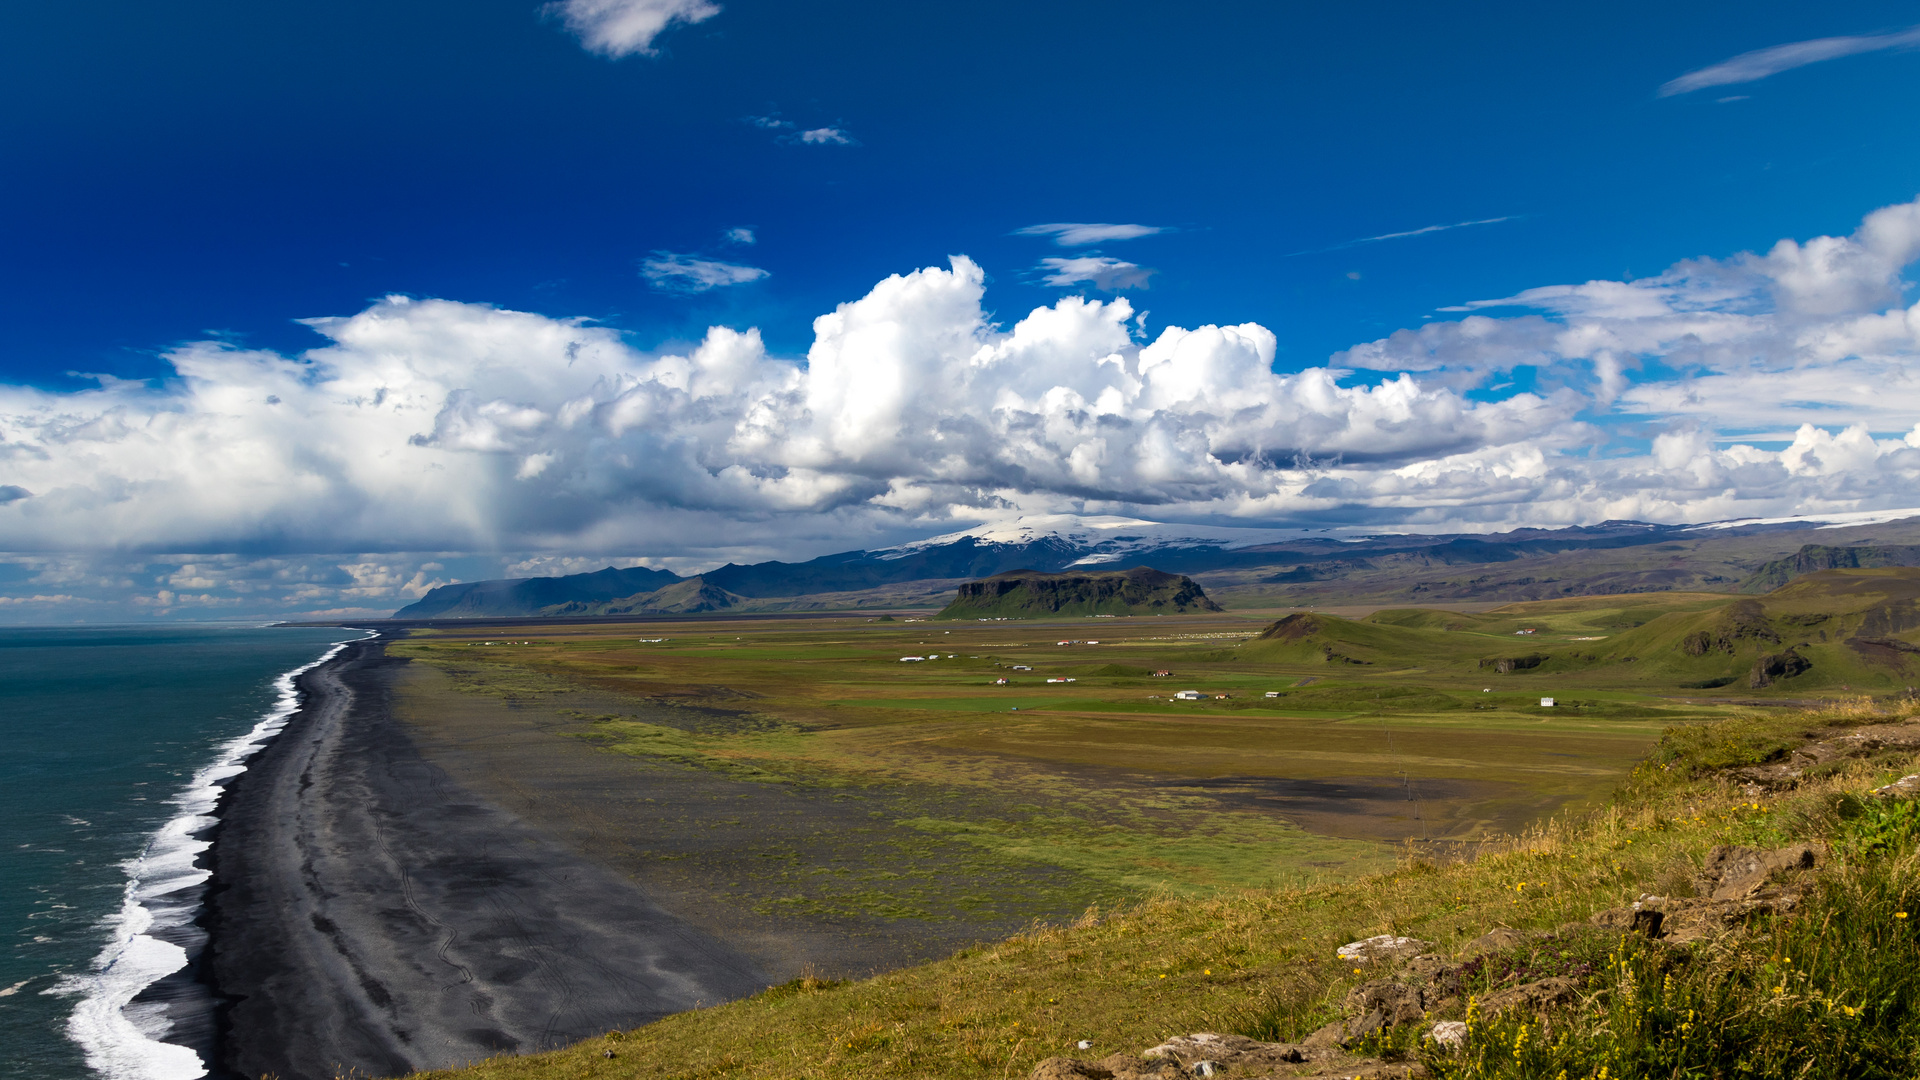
left=934, top=566, right=1221, bottom=618
left=391, top=564, right=680, bottom=618
left=1739, top=542, right=1920, bottom=592
left=539, top=576, right=746, bottom=616
left=1234, top=611, right=1460, bottom=667
left=1197, top=568, right=1920, bottom=695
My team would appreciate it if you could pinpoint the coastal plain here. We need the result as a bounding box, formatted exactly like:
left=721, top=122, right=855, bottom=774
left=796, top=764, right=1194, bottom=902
left=378, top=598, right=1740, bottom=986
left=235, top=568, right=1920, bottom=1078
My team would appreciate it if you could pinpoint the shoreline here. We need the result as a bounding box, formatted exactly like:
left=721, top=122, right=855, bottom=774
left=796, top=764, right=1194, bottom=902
left=67, top=635, right=352, bottom=1080
left=200, top=636, right=768, bottom=1080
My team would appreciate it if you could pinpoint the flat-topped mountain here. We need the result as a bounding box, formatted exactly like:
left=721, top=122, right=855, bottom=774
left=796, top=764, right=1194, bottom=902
left=935, top=566, right=1221, bottom=619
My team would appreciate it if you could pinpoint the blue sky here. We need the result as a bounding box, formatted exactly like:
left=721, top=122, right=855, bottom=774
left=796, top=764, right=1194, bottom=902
left=2, top=0, right=1920, bottom=618
left=6, top=0, right=1915, bottom=379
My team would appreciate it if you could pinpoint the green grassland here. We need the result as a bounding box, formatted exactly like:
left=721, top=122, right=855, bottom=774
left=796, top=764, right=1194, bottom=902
left=414, top=696, right=1920, bottom=1080
left=390, top=571, right=1920, bottom=898
left=377, top=569, right=1920, bottom=1077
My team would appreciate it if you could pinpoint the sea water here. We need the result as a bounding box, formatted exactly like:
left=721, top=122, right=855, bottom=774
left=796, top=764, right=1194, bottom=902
left=0, top=625, right=355, bottom=1080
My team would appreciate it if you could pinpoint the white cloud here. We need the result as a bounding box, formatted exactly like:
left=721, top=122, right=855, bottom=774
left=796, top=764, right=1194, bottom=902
left=796, top=127, right=856, bottom=146
left=640, top=252, right=769, bottom=292
left=1016, top=223, right=1165, bottom=247
left=5, top=196, right=1920, bottom=617
left=724, top=227, right=756, bottom=245
left=545, top=0, right=720, bottom=58
left=1660, top=24, right=1920, bottom=96
left=1290, top=216, right=1514, bottom=256
left=745, top=117, right=857, bottom=146
left=1038, top=256, right=1155, bottom=291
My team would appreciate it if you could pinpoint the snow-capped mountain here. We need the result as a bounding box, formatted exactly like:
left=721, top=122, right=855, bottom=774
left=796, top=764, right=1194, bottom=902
left=872, top=514, right=1318, bottom=566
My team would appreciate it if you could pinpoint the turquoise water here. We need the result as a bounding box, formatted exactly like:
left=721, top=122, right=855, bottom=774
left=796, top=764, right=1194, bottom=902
left=0, top=626, right=353, bottom=1080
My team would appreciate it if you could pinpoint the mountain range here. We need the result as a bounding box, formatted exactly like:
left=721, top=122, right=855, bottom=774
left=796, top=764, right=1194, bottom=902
left=389, top=509, right=1920, bottom=620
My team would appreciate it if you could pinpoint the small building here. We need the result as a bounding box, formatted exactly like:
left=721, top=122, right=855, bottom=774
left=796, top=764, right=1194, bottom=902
left=1540, top=697, right=1555, bottom=707
left=993, top=677, right=1008, bottom=685
left=1173, top=690, right=1204, bottom=700
left=1012, top=665, right=1032, bottom=671
left=1151, top=670, right=1172, bottom=677
left=1265, top=691, right=1281, bottom=698
left=899, top=656, right=926, bottom=662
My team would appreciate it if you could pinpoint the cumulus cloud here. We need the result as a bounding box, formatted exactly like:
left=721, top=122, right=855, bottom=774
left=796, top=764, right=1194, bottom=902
left=641, top=252, right=769, bottom=292
left=6, top=196, right=1920, bottom=617
left=545, top=0, right=720, bottom=58
left=1016, top=223, right=1165, bottom=246
left=1037, top=256, right=1155, bottom=291
left=724, top=227, right=756, bottom=245
left=1660, top=24, right=1920, bottom=96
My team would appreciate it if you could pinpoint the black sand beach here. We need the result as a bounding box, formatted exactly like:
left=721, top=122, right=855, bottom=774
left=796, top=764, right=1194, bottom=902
left=205, top=639, right=768, bottom=1080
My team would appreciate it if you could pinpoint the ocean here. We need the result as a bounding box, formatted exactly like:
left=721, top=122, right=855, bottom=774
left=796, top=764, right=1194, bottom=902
left=0, top=625, right=356, bottom=1080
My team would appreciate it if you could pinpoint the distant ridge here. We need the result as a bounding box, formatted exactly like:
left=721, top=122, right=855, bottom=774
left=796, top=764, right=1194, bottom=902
left=1740, top=544, right=1920, bottom=593
left=541, top=577, right=747, bottom=616
left=934, top=566, right=1221, bottom=619
left=390, top=510, right=1920, bottom=619
left=393, top=565, right=680, bottom=619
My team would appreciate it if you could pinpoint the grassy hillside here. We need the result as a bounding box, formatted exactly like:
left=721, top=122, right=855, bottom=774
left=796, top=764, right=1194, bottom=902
left=414, top=697, right=1920, bottom=1080
left=1212, top=569, right=1920, bottom=698
left=543, top=576, right=748, bottom=616
left=1740, top=542, right=1920, bottom=593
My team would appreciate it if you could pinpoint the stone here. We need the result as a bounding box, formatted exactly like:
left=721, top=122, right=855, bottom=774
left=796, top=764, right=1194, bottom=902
left=1477, top=976, right=1581, bottom=1018
left=1078, top=1040, right=1096, bottom=1050
left=1138, top=1032, right=1314, bottom=1072
left=1303, top=1010, right=1385, bottom=1049
left=1427, top=1021, right=1468, bottom=1049
left=1343, top=980, right=1426, bottom=1026
left=1033, top=1058, right=1114, bottom=1080
left=1189, top=1062, right=1221, bottom=1077
left=1698, top=843, right=1819, bottom=901
left=1872, top=774, right=1920, bottom=798
left=1099, top=1053, right=1182, bottom=1080
left=1590, top=904, right=1665, bottom=937
left=1337, top=935, right=1432, bottom=965
left=1458, top=927, right=1532, bottom=958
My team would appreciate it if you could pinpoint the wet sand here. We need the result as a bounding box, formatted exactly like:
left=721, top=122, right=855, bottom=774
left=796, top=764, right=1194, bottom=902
left=205, top=639, right=767, bottom=1080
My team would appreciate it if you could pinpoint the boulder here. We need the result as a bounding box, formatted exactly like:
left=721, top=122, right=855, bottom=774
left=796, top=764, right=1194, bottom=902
left=1458, top=927, right=1532, bottom=958
left=1589, top=904, right=1664, bottom=937
left=1476, top=976, right=1581, bottom=1018
left=1096, top=1053, right=1183, bottom=1080
left=1698, top=843, right=1820, bottom=901
left=1303, top=1011, right=1385, bottom=1049
left=1336, top=935, right=1431, bottom=965
left=1140, top=1033, right=1307, bottom=1070
left=1343, top=980, right=1427, bottom=1026
left=1427, top=1021, right=1468, bottom=1049
left=1033, top=1059, right=1114, bottom=1080
left=1872, top=774, right=1920, bottom=798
